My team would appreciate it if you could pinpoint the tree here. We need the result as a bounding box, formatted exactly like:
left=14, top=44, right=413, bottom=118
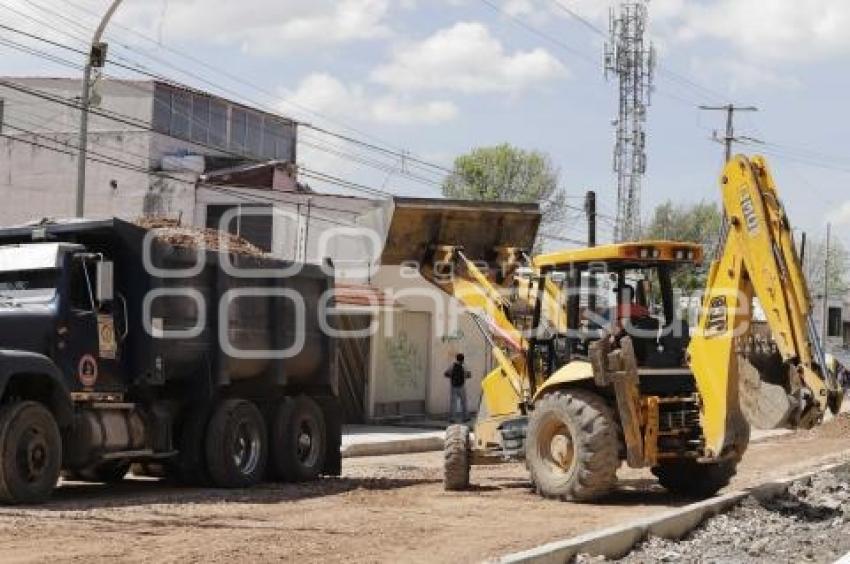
left=442, top=144, right=568, bottom=247
left=642, top=200, right=722, bottom=295
left=804, top=236, right=849, bottom=299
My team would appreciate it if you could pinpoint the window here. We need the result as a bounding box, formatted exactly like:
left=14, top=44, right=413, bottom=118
left=230, top=108, right=247, bottom=151
left=191, top=95, right=210, bottom=144
left=69, top=259, right=95, bottom=312
left=209, top=101, right=228, bottom=148
left=171, top=90, right=191, bottom=139
left=152, top=87, right=171, bottom=133
left=245, top=112, right=262, bottom=156
left=206, top=204, right=273, bottom=253
left=828, top=307, right=842, bottom=338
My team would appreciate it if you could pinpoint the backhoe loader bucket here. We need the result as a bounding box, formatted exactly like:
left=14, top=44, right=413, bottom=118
left=379, top=197, right=542, bottom=267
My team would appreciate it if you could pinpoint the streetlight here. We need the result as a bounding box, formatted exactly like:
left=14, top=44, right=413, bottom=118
left=75, top=0, right=124, bottom=218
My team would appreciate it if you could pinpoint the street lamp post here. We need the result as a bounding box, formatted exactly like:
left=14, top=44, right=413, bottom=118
left=75, top=0, right=124, bottom=218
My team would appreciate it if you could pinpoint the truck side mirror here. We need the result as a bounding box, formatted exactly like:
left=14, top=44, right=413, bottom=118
left=96, top=260, right=114, bottom=303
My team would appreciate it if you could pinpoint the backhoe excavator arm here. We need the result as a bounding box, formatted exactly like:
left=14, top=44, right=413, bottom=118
left=688, top=155, right=841, bottom=461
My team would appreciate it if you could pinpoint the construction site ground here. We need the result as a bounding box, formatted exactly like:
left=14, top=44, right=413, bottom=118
left=2, top=418, right=850, bottom=564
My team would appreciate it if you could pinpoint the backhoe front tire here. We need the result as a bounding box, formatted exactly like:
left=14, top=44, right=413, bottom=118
left=443, top=424, right=471, bottom=491
left=652, top=459, right=737, bottom=498
left=526, top=390, right=620, bottom=502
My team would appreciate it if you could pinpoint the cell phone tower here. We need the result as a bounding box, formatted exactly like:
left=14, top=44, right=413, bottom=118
left=605, top=1, right=655, bottom=242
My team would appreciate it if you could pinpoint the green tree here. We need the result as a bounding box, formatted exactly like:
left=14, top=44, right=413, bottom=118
left=805, top=236, right=849, bottom=298
left=442, top=143, right=568, bottom=246
left=642, top=200, right=722, bottom=296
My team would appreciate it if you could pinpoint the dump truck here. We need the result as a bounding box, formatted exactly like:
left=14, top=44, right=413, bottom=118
left=0, top=218, right=341, bottom=504
left=380, top=155, right=841, bottom=501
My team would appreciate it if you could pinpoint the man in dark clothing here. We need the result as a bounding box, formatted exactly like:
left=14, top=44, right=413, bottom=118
left=445, top=353, right=471, bottom=423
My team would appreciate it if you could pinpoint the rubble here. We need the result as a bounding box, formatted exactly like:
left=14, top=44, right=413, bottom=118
left=605, top=468, right=850, bottom=563
left=134, top=217, right=267, bottom=257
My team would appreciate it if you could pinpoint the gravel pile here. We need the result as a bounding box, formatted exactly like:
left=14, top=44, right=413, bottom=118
left=580, top=467, right=850, bottom=563
left=134, top=217, right=267, bottom=257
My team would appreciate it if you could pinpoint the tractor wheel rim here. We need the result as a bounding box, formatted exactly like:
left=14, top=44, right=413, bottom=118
left=538, top=418, right=575, bottom=475
left=232, top=421, right=261, bottom=475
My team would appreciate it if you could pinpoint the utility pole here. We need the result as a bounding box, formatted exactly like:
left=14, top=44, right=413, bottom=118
left=823, top=223, right=831, bottom=345
left=585, top=190, right=597, bottom=313
left=585, top=190, right=597, bottom=247
left=698, top=104, right=759, bottom=163
left=75, top=0, right=123, bottom=218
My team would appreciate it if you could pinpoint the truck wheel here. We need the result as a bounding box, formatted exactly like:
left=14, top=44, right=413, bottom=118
left=0, top=401, right=62, bottom=505
left=526, top=390, right=620, bottom=502
left=652, top=459, right=737, bottom=498
left=444, top=424, right=471, bottom=491
left=269, top=396, right=326, bottom=482
left=168, top=405, right=212, bottom=486
left=205, top=399, right=267, bottom=488
left=72, top=460, right=131, bottom=483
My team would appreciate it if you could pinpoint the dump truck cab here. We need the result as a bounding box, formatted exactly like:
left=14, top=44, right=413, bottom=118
left=0, top=240, right=122, bottom=394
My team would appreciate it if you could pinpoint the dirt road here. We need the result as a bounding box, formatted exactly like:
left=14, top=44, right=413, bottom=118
left=2, top=421, right=850, bottom=564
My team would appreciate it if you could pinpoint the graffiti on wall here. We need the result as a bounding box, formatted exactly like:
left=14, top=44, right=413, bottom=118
left=384, top=331, right=425, bottom=391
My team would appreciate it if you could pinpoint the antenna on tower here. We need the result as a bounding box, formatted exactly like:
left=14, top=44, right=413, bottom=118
left=605, top=1, right=655, bottom=242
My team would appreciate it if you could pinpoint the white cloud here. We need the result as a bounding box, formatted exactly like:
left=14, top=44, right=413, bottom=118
left=370, top=22, right=567, bottom=94
left=688, top=58, right=801, bottom=92
left=668, top=0, right=850, bottom=63
left=116, top=0, right=393, bottom=55
left=829, top=201, right=850, bottom=228
left=282, top=72, right=458, bottom=125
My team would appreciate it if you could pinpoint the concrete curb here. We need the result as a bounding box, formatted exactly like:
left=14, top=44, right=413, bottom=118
left=494, top=457, right=850, bottom=564
left=341, top=436, right=444, bottom=458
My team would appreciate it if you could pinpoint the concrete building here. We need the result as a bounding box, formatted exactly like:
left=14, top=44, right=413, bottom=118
left=0, top=76, right=491, bottom=423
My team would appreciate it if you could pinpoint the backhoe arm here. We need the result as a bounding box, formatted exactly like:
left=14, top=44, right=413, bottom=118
left=689, top=155, right=841, bottom=460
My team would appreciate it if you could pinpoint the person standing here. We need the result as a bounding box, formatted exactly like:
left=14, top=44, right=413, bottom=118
left=445, top=353, right=471, bottom=423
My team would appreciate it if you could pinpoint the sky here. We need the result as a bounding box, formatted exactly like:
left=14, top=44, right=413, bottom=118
left=0, top=0, right=847, bottom=249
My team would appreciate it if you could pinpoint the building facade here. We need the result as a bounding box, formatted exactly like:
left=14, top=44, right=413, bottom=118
left=0, top=76, right=490, bottom=423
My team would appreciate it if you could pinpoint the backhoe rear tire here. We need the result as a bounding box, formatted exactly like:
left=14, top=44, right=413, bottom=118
left=652, top=459, right=737, bottom=498
left=443, top=424, right=471, bottom=491
left=526, top=390, right=620, bottom=502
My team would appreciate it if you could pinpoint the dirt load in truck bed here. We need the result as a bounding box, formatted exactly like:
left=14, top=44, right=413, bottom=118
left=133, top=217, right=267, bottom=257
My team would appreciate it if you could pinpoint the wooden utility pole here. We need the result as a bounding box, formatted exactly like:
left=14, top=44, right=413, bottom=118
left=698, top=104, right=758, bottom=162
left=585, top=190, right=597, bottom=247
left=823, top=223, right=831, bottom=344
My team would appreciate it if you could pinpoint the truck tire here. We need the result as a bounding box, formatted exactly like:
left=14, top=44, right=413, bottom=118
left=444, top=424, right=471, bottom=491
left=205, top=399, right=267, bottom=488
left=70, top=460, right=130, bottom=483
left=269, top=396, right=326, bottom=482
left=652, top=459, right=737, bottom=498
left=526, top=389, right=620, bottom=502
left=168, top=405, right=212, bottom=486
left=0, top=401, right=62, bottom=505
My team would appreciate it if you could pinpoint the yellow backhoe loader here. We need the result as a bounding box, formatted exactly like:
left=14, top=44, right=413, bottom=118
left=380, top=155, right=842, bottom=501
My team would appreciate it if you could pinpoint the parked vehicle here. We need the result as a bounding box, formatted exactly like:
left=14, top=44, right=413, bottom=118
left=0, top=218, right=341, bottom=504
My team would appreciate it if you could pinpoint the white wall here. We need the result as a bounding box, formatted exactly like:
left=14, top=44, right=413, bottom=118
left=370, top=265, right=489, bottom=416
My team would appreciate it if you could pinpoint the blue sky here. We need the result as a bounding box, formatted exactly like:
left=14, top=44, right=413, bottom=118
left=0, top=0, right=847, bottom=248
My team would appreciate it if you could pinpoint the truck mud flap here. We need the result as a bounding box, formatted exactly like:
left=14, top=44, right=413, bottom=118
left=314, top=395, right=343, bottom=476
